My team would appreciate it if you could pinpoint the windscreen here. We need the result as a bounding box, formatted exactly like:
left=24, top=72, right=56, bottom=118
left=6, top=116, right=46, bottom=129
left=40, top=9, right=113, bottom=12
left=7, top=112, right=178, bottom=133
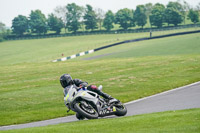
left=63, top=85, right=73, bottom=96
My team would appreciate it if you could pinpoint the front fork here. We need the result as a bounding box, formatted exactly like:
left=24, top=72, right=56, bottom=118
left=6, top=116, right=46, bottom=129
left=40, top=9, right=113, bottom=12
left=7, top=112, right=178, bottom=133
left=65, top=103, right=71, bottom=113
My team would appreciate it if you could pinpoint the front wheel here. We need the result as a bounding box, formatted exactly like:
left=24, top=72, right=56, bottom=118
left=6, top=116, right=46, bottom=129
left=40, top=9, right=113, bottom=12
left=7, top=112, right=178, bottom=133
left=74, top=102, right=98, bottom=119
left=76, top=113, right=85, bottom=120
left=114, top=103, right=127, bottom=116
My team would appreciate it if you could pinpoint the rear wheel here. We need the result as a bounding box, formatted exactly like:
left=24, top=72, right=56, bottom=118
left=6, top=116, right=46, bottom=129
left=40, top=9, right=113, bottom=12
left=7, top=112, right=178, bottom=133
left=74, top=102, right=98, bottom=119
left=114, top=103, right=127, bottom=116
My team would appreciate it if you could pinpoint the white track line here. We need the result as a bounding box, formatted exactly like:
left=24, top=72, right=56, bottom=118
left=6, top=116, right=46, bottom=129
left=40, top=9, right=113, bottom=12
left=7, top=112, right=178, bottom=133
left=125, top=81, right=200, bottom=105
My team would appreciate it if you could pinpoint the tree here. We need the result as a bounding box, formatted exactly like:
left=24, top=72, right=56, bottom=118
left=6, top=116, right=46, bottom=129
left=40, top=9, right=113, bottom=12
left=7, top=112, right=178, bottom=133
left=197, top=2, right=200, bottom=10
left=174, top=0, right=191, bottom=24
left=0, top=34, right=4, bottom=42
left=0, top=22, right=10, bottom=42
left=183, top=0, right=191, bottom=11
left=54, top=6, right=67, bottom=33
left=47, top=13, right=64, bottom=34
left=0, top=22, right=6, bottom=33
left=164, top=7, right=183, bottom=26
left=181, top=0, right=191, bottom=24
left=165, top=1, right=184, bottom=26
left=29, top=10, right=48, bottom=34
left=196, top=2, right=200, bottom=14
left=115, top=8, right=134, bottom=30
left=144, top=3, right=153, bottom=17
left=66, top=3, right=83, bottom=33
left=134, top=5, right=147, bottom=28
left=167, top=1, right=184, bottom=12
left=11, top=15, right=28, bottom=36
left=84, top=4, right=98, bottom=31
left=0, top=22, right=6, bottom=42
left=144, top=3, right=153, bottom=27
left=149, top=3, right=165, bottom=28
left=95, top=8, right=105, bottom=30
left=187, top=9, right=199, bottom=24
left=103, top=10, right=115, bottom=31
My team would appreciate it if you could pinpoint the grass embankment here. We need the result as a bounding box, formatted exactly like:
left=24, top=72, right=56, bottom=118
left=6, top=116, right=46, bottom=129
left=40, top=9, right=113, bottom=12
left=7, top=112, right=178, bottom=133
left=0, top=31, right=200, bottom=126
left=1, top=33, right=147, bottom=65
left=0, top=27, right=199, bottom=65
left=1, top=108, right=200, bottom=133
left=81, top=32, right=200, bottom=59
left=0, top=56, right=200, bottom=125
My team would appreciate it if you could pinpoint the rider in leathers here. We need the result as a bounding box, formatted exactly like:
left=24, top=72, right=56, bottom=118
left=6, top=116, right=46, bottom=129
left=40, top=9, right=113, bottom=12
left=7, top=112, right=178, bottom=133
left=60, top=74, right=116, bottom=119
left=60, top=74, right=114, bottom=101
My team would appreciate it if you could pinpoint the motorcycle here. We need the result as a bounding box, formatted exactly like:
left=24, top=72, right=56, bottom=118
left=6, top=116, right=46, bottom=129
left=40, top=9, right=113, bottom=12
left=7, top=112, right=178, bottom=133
left=64, top=85, right=127, bottom=120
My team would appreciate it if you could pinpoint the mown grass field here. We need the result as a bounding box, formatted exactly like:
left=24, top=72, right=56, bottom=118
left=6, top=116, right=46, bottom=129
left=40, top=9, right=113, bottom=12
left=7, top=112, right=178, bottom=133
left=80, top=32, right=200, bottom=59
left=0, top=29, right=200, bottom=127
left=0, top=27, right=199, bottom=65
left=1, top=108, right=200, bottom=133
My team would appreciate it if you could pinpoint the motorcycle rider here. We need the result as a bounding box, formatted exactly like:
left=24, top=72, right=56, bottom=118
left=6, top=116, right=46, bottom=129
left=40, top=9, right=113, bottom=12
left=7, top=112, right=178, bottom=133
left=60, top=73, right=115, bottom=101
left=60, top=73, right=120, bottom=120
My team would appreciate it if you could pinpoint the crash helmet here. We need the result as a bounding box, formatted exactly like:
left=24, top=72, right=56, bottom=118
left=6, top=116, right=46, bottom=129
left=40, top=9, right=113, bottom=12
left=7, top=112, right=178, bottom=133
left=60, top=74, right=73, bottom=88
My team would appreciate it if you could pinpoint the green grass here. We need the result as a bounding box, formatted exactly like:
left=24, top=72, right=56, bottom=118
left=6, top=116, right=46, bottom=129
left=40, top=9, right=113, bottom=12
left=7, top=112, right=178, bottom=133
left=0, top=30, right=200, bottom=126
left=80, top=32, right=200, bottom=59
left=1, top=108, right=200, bottom=133
left=0, top=33, right=143, bottom=65
left=0, top=32, right=151, bottom=65
left=0, top=27, right=199, bottom=65
left=0, top=55, right=200, bottom=125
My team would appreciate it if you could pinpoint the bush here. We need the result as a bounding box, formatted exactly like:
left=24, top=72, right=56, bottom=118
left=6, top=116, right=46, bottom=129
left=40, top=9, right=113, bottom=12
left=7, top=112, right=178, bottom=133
left=0, top=35, right=4, bottom=42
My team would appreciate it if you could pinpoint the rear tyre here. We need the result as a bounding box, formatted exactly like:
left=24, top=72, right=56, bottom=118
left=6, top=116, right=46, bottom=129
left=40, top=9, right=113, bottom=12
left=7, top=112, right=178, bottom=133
left=74, top=102, right=98, bottom=119
left=114, top=103, right=127, bottom=116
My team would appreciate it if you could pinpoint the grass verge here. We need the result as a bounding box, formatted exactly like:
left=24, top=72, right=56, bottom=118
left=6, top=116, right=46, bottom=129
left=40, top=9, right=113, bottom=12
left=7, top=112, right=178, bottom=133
left=0, top=30, right=200, bottom=126
left=1, top=108, right=200, bottom=133
left=80, top=32, right=200, bottom=59
left=0, top=55, right=200, bottom=125
left=0, top=27, right=199, bottom=65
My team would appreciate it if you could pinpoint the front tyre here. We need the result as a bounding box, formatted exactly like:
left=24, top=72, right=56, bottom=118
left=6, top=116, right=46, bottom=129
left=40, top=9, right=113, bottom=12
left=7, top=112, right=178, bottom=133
left=74, top=102, right=98, bottom=119
left=114, top=103, right=127, bottom=116
left=76, top=113, right=85, bottom=120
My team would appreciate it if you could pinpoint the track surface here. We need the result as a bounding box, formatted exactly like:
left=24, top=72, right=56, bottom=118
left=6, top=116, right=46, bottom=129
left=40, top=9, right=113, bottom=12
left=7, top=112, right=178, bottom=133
left=1, top=81, right=200, bottom=130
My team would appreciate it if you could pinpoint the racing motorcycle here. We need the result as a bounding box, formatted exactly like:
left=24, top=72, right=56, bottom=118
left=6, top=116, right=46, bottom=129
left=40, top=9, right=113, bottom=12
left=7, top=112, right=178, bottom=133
left=64, top=85, right=127, bottom=120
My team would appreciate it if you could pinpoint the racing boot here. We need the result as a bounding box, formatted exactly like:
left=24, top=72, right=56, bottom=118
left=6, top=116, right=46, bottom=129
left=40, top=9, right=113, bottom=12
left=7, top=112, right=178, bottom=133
left=100, top=92, right=119, bottom=104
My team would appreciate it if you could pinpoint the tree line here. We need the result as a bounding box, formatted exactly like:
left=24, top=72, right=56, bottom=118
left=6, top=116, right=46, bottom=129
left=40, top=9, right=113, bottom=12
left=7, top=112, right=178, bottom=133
left=2, top=1, right=200, bottom=37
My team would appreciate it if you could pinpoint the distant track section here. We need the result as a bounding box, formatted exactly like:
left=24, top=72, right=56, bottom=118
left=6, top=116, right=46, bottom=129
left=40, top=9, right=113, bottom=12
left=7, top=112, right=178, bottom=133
left=52, top=50, right=94, bottom=62
left=94, top=30, right=200, bottom=51
left=52, top=30, right=200, bottom=62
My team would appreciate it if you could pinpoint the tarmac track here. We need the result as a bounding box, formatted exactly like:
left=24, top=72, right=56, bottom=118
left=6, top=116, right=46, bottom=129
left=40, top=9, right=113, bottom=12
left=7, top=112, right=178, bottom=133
left=0, top=81, right=200, bottom=130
